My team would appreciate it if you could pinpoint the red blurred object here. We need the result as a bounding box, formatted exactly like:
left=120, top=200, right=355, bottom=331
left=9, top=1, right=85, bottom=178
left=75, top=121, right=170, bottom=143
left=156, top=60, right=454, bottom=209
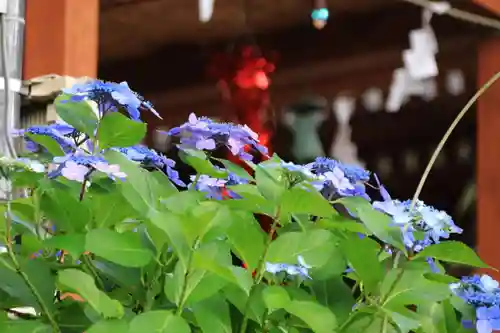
left=210, top=45, right=276, bottom=245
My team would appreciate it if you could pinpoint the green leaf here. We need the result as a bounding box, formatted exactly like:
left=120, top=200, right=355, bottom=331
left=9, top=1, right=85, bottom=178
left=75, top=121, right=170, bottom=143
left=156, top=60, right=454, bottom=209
left=128, top=310, right=190, bottom=333
left=86, top=229, right=153, bottom=268
left=380, top=266, right=451, bottom=307
left=424, top=273, right=460, bottom=284
left=316, top=217, right=371, bottom=235
left=104, top=151, right=178, bottom=218
left=226, top=211, right=266, bottom=271
left=262, top=285, right=290, bottom=309
left=86, top=319, right=129, bottom=333
left=255, top=164, right=285, bottom=202
left=414, top=241, right=489, bottom=268
left=281, top=187, right=337, bottom=218
left=223, top=284, right=266, bottom=325
left=55, top=100, right=99, bottom=137
left=180, top=149, right=227, bottom=178
left=58, top=269, right=123, bottom=318
left=311, top=277, right=355, bottom=324
left=0, top=320, right=51, bottom=333
left=216, top=158, right=253, bottom=181
left=26, top=133, right=64, bottom=156
left=340, top=235, right=383, bottom=292
left=90, top=191, right=137, bottom=228
left=338, top=197, right=405, bottom=252
left=149, top=209, right=192, bottom=266
left=98, top=112, right=146, bottom=149
left=192, top=242, right=253, bottom=295
left=40, top=186, right=91, bottom=232
left=224, top=184, right=274, bottom=215
left=285, top=300, right=337, bottom=333
left=185, top=202, right=232, bottom=244
left=54, top=96, right=98, bottom=136
left=192, top=294, right=232, bottom=333
left=266, top=230, right=337, bottom=268
left=44, top=234, right=86, bottom=259
left=0, top=256, right=56, bottom=315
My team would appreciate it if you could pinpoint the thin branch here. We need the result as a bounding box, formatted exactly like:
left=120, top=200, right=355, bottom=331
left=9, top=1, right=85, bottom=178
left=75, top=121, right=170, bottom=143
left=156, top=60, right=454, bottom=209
left=410, top=72, right=500, bottom=210
left=402, top=0, right=500, bottom=30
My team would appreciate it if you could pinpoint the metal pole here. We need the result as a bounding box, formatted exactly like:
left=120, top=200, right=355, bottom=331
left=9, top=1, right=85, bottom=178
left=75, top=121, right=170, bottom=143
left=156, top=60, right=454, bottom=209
left=0, top=0, right=26, bottom=199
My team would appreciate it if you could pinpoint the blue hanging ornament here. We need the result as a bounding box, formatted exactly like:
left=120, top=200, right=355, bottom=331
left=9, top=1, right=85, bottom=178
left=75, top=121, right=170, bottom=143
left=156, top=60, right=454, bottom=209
left=311, top=0, right=328, bottom=29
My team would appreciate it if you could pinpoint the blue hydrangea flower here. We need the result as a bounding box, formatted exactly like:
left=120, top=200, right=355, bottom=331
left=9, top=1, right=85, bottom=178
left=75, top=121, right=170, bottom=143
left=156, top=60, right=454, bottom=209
left=189, top=172, right=248, bottom=200
left=304, top=157, right=370, bottom=200
left=306, top=157, right=370, bottom=183
left=115, top=145, right=185, bottom=187
left=167, top=113, right=268, bottom=161
left=62, top=80, right=160, bottom=120
left=265, top=255, right=312, bottom=280
left=451, top=275, right=500, bottom=333
left=50, top=153, right=126, bottom=183
left=373, top=187, right=462, bottom=252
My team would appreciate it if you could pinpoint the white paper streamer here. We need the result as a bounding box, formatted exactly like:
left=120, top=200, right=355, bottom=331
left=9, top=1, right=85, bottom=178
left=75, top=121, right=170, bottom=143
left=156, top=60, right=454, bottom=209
left=199, top=0, right=214, bottom=23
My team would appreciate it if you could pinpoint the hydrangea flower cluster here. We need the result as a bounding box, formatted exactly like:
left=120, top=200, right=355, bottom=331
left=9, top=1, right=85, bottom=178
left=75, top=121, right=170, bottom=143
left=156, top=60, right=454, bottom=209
left=167, top=113, right=268, bottom=161
left=12, top=80, right=183, bottom=187
left=280, top=158, right=370, bottom=200
left=115, top=145, right=185, bottom=187
left=373, top=183, right=462, bottom=252
left=62, top=80, right=160, bottom=120
left=189, top=173, right=248, bottom=200
left=265, top=255, right=312, bottom=280
left=450, top=275, right=500, bottom=333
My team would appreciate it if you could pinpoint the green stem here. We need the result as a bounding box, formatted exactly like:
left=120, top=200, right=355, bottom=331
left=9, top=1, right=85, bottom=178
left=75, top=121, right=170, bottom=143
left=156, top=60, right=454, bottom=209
left=240, top=215, right=280, bottom=333
left=410, top=71, right=500, bottom=211
left=82, top=255, right=105, bottom=291
left=176, top=239, right=198, bottom=315
left=4, top=199, right=61, bottom=332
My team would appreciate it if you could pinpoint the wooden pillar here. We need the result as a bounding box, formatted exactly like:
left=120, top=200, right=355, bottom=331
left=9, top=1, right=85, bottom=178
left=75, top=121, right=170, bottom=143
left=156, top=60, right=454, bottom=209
left=23, top=0, right=99, bottom=79
left=475, top=0, right=500, bottom=277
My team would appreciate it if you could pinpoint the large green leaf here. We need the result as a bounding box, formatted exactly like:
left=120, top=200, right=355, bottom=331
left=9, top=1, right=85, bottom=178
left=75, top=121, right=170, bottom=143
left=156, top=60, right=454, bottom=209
left=340, top=235, right=383, bottom=292
left=192, top=294, right=232, bottom=333
left=98, top=112, right=146, bottom=149
left=0, top=256, right=56, bottom=315
left=266, top=230, right=336, bottom=268
left=414, top=241, right=489, bottom=268
left=26, top=133, right=65, bottom=156
left=380, top=265, right=451, bottom=308
left=215, top=158, right=254, bottom=181
left=90, top=191, right=137, bottom=228
left=0, top=320, right=51, bottom=333
left=223, top=284, right=266, bottom=325
left=192, top=242, right=253, bottom=295
left=44, top=234, right=86, bottom=259
left=104, top=150, right=174, bottom=216
left=262, top=285, right=290, bottom=310
left=254, top=164, right=286, bottom=202
left=148, top=209, right=192, bottom=266
left=39, top=186, right=91, bottom=232
left=86, top=229, right=153, bottom=268
left=281, top=186, right=337, bottom=218
left=54, top=96, right=98, bottom=136
left=128, top=310, right=190, bottom=333
left=225, top=211, right=266, bottom=271
left=286, top=300, right=337, bottom=333
left=179, top=149, right=226, bottom=178
left=338, top=197, right=405, bottom=252
left=224, top=184, right=274, bottom=215
left=57, top=269, right=123, bottom=318
left=86, top=319, right=129, bottom=333
left=311, top=276, right=355, bottom=324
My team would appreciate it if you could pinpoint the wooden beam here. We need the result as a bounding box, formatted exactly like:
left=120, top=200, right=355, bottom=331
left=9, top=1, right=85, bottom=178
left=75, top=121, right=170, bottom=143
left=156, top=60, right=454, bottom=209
left=24, top=0, right=99, bottom=79
left=474, top=0, right=500, bottom=14
left=99, top=1, right=493, bottom=94
left=477, top=36, right=500, bottom=277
